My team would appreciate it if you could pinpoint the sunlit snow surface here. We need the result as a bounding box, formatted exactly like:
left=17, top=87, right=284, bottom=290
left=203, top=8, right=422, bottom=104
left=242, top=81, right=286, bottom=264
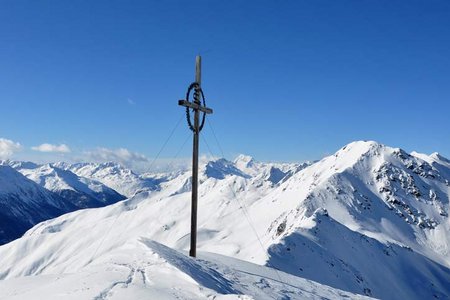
left=1, top=141, right=449, bottom=299
left=0, top=239, right=372, bottom=299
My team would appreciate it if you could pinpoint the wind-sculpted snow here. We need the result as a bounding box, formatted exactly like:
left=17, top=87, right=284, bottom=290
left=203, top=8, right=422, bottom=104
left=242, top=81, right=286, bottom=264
left=0, top=236, right=373, bottom=299
left=0, top=141, right=449, bottom=299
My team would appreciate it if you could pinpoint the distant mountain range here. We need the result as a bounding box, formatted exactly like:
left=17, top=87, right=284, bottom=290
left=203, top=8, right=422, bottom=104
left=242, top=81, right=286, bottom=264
left=0, top=164, right=74, bottom=245
left=0, top=158, right=193, bottom=244
left=0, top=141, right=449, bottom=299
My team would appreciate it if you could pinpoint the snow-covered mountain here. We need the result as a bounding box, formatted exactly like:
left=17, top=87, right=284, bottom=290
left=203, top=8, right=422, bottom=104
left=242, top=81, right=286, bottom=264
left=233, top=154, right=310, bottom=185
left=61, top=162, right=159, bottom=198
left=0, top=161, right=127, bottom=244
left=14, top=163, right=125, bottom=208
left=263, top=141, right=450, bottom=298
left=0, top=165, right=75, bottom=244
left=0, top=141, right=449, bottom=299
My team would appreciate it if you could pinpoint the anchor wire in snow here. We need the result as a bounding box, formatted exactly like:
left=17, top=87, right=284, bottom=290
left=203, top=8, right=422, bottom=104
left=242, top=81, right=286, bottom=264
left=201, top=120, right=289, bottom=290
left=88, top=113, right=188, bottom=263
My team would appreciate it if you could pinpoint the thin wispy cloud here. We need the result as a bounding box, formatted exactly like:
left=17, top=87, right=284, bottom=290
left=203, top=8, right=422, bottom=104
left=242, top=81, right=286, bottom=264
left=3, top=137, right=189, bottom=173
left=0, top=138, right=22, bottom=159
left=84, top=147, right=148, bottom=167
left=127, top=98, right=135, bottom=105
left=32, top=143, right=71, bottom=153
left=82, top=147, right=190, bottom=173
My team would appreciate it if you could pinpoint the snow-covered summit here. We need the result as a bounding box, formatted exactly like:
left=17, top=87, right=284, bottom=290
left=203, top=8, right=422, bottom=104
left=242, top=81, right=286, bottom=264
left=233, top=154, right=255, bottom=170
left=1, top=160, right=39, bottom=170
left=431, top=152, right=450, bottom=163
left=232, top=153, right=310, bottom=185
left=0, top=165, right=70, bottom=210
left=0, top=165, right=35, bottom=195
left=204, top=158, right=250, bottom=180
left=18, top=164, right=125, bottom=208
left=423, top=152, right=450, bottom=167
left=63, top=162, right=158, bottom=198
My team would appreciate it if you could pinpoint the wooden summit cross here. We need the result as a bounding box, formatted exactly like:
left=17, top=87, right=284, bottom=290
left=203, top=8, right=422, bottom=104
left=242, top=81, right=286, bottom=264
left=178, top=56, right=213, bottom=258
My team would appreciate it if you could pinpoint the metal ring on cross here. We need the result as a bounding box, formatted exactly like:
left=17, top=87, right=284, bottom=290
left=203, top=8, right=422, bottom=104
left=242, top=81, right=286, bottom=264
left=185, top=82, right=207, bottom=132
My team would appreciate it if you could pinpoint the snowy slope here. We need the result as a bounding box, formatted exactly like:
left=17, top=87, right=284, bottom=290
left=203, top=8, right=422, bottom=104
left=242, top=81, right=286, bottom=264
left=263, top=142, right=450, bottom=262
left=268, top=209, right=450, bottom=299
left=16, top=164, right=125, bottom=208
left=258, top=141, right=450, bottom=298
left=0, top=237, right=371, bottom=300
left=64, top=162, right=159, bottom=198
left=0, top=141, right=449, bottom=299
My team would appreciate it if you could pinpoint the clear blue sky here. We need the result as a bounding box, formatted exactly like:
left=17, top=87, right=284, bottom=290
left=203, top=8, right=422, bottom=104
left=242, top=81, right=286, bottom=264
left=1, top=0, right=449, bottom=166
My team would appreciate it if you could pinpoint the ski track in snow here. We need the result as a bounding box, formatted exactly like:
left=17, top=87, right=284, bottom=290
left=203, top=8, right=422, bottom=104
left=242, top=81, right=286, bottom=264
left=93, top=263, right=151, bottom=300
left=93, top=265, right=134, bottom=300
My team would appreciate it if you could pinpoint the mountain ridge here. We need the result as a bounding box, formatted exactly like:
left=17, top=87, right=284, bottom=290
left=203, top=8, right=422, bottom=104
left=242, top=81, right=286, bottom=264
left=0, top=140, right=449, bottom=299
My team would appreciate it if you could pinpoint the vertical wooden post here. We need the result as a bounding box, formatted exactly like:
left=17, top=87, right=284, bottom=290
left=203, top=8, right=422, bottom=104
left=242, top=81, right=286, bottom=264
left=195, top=56, right=201, bottom=87
left=179, top=56, right=212, bottom=258
left=189, top=56, right=201, bottom=258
